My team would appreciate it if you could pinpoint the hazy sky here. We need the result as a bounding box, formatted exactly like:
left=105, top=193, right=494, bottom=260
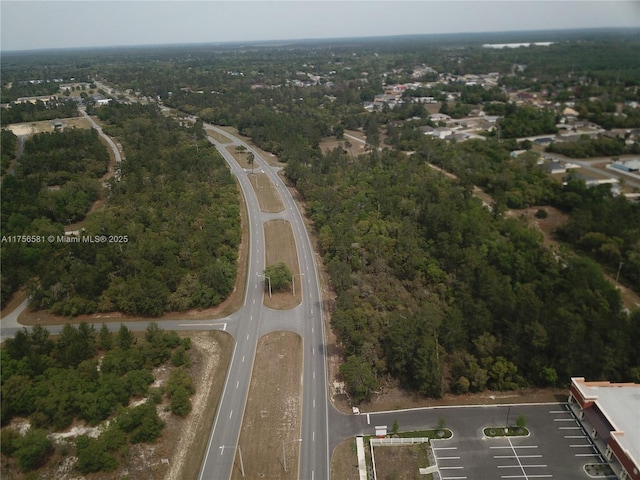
left=1, top=0, right=639, bottom=52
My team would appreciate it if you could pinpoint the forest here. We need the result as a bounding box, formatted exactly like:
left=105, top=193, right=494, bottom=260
left=286, top=147, right=639, bottom=401
left=1, top=128, right=109, bottom=305
left=1, top=103, right=241, bottom=315
left=1, top=322, right=193, bottom=474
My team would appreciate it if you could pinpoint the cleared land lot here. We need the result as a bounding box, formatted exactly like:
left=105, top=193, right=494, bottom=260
left=232, top=331, right=303, bottom=480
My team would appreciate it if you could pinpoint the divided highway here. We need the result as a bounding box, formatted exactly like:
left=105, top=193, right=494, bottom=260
left=198, top=125, right=330, bottom=480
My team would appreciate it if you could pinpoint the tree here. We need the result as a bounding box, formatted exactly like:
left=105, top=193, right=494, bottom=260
left=339, top=355, right=378, bottom=403
left=14, top=429, right=53, bottom=472
left=117, top=324, right=134, bottom=350
left=247, top=152, right=255, bottom=174
left=263, top=262, right=293, bottom=292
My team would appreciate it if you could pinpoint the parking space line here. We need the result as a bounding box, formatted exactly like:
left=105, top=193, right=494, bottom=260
left=501, top=475, right=553, bottom=479
left=559, top=426, right=581, bottom=429
left=440, top=466, right=464, bottom=470
left=440, top=477, right=467, bottom=480
left=491, top=446, right=538, bottom=449
left=570, top=444, right=594, bottom=448
left=564, top=435, right=587, bottom=439
left=434, top=447, right=458, bottom=450
left=553, top=418, right=577, bottom=422
left=495, top=455, right=543, bottom=459
left=499, top=465, right=547, bottom=468
left=438, top=456, right=461, bottom=460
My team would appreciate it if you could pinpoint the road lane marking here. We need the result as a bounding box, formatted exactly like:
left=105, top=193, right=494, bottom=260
left=367, top=414, right=370, bottom=424
left=242, top=355, right=245, bottom=362
left=565, top=435, right=587, bottom=439
left=559, top=426, right=581, bottom=429
left=570, top=444, right=594, bottom=448
left=553, top=418, right=576, bottom=422
left=236, top=381, right=239, bottom=389
left=313, top=399, right=315, bottom=408
left=229, top=410, right=233, bottom=419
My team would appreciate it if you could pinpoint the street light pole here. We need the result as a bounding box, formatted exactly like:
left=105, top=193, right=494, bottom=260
left=237, top=446, right=245, bottom=478
left=292, top=273, right=304, bottom=296
left=221, top=445, right=245, bottom=477
left=505, top=406, right=512, bottom=434
left=282, top=438, right=302, bottom=472
left=257, top=273, right=272, bottom=298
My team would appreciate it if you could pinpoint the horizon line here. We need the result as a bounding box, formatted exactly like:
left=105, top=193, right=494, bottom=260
left=2, top=26, right=639, bottom=55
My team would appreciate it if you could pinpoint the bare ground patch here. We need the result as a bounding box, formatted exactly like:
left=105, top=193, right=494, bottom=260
left=232, top=331, right=302, bottom=480
left=373, top=444, right=431, bottom=480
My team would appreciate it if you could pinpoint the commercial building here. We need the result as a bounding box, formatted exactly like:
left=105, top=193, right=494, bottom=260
left=569, top=377, right=640, bottom=480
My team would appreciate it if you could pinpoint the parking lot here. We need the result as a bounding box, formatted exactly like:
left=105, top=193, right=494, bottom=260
left=428, top=403, right=607, bottom=479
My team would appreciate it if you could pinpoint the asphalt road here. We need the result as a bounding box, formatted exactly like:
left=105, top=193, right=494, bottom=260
left=196, top=125, right=330, bottom=480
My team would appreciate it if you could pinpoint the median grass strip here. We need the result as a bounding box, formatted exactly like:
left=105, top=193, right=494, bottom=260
left=232, top=332, right=303, bottom=480
left=263, top=219, right=302, bottom=310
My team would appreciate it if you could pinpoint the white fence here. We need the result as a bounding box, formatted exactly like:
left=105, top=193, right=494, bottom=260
left=370, top=437, right=431, bottom=446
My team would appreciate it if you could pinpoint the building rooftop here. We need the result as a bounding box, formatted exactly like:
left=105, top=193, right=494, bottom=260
left=573, top=378, right=640, bottom=472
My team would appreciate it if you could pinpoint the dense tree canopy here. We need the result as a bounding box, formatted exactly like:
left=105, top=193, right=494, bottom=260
left=287, top=145, right=639, bottom=402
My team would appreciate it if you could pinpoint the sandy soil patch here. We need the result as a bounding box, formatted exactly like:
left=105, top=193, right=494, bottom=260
left=5, top=117, right=90, bottom=137
left=232, top=331, right=302, bottom=480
